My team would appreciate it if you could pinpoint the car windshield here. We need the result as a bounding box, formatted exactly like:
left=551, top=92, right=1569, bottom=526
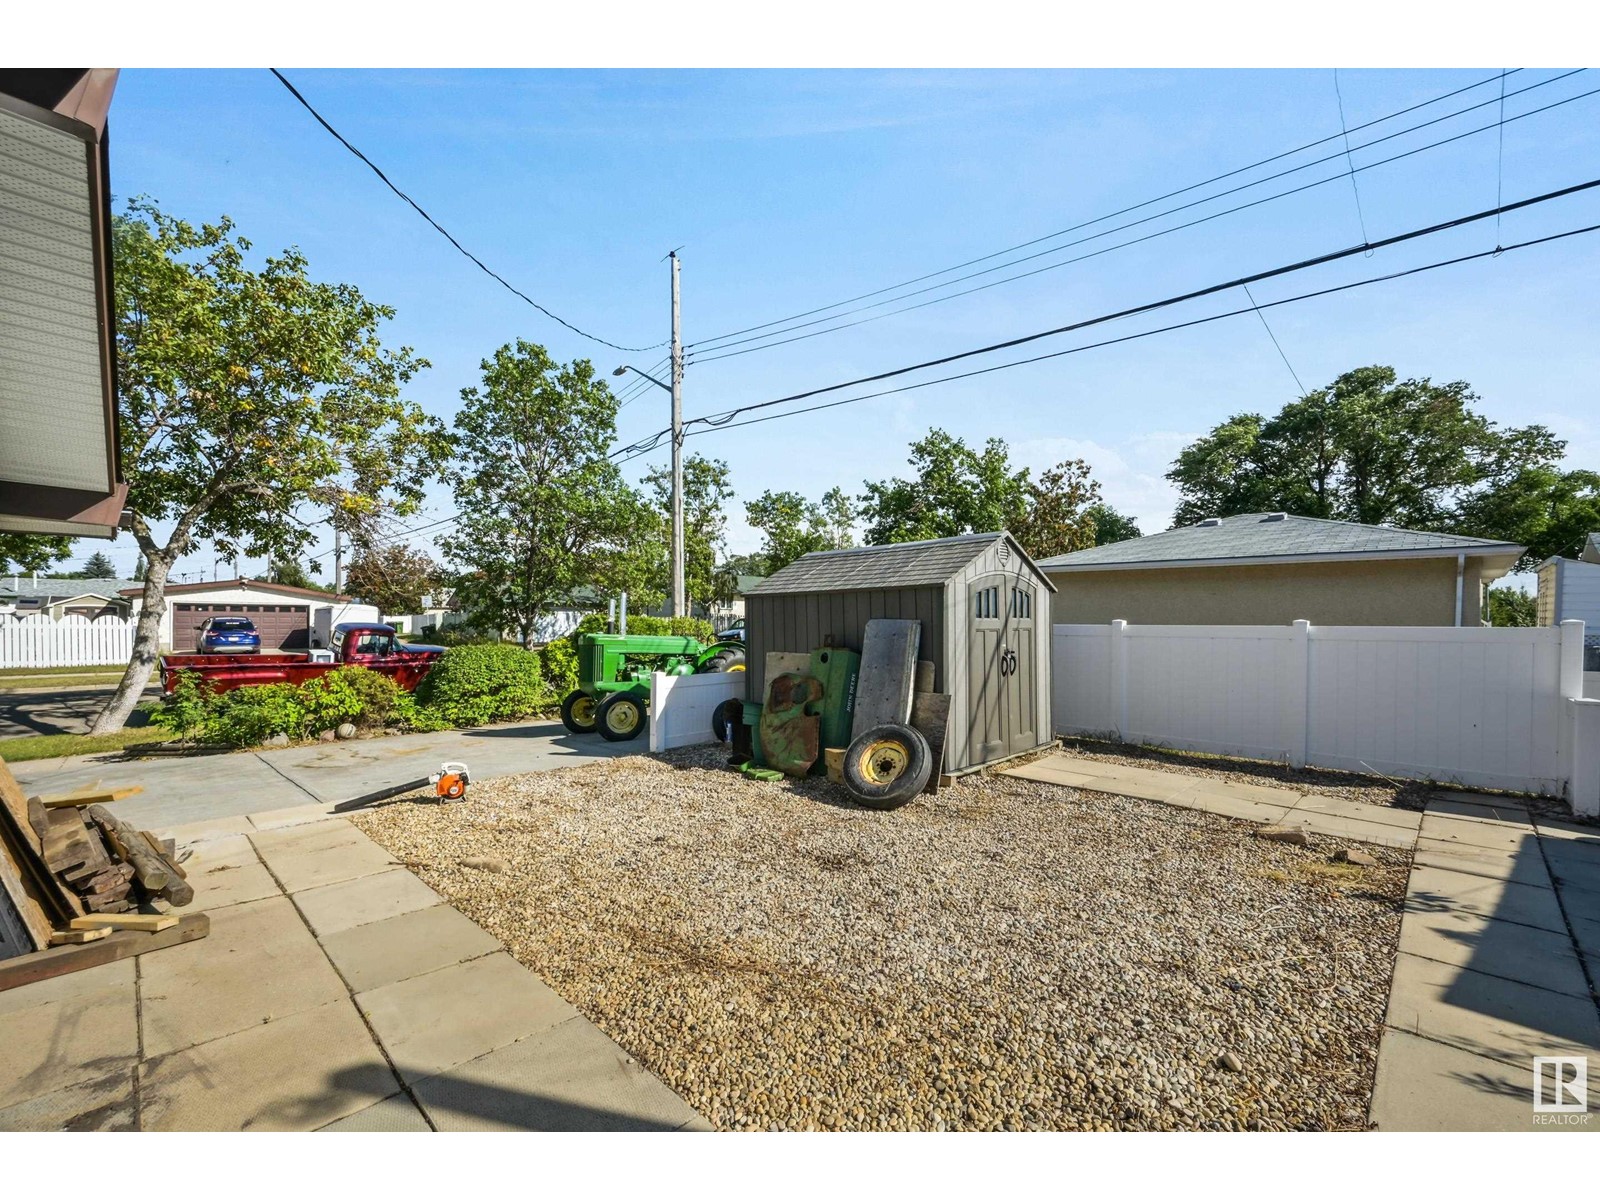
left=212, top=619, right=253, bottom=631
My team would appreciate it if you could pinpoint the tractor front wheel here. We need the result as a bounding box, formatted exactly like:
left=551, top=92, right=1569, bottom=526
left=596, top=693, right=648, bottom=742
left=842, top=723, right=932, bottom=810
left=560, top=690, right=599, bottom=735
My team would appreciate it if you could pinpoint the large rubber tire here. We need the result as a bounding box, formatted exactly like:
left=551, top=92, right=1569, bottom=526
left=596, top=692, right=648, bottom=742
left=696, top=646, right=746, bottom=674
left=711, top=698, right=743, bottom=743
left=560, top=689, right=599, bottom=735
left=842, top=724, right=932, bottom=810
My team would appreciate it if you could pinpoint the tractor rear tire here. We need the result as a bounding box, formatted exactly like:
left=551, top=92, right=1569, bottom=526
left=596, top=692, right=648, bottom=742
left=560, top=690, right=599, bottom=735
left=842, top=724, right=931, bottom=810
left=697, top=647, right=746, bottom=673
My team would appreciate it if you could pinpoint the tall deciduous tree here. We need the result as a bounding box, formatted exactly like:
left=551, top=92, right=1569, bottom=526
left=1011, top=459, right=1102, bottom=559
left=442, top=340, right=659, bottom=646
left=1166, top=366, right=1568, bottom=554
left=0, top=535, right=70, bottom=575
left=1085, top=503, right=1143, bottom=545
left=344, top=543, right=438, bottom=615
left=91, top=202, right=444, bottom=732
left=643, top=454, right=733, bottom=610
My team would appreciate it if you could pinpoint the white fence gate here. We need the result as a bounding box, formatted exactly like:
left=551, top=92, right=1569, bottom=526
left=648, top=671, right=744, bottom=752
left=0, top=614, right=134, bottom=668
left=1053, top=619, right=1592, bottom=802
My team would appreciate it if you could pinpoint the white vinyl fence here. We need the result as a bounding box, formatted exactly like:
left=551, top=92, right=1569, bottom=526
left=648, top=670, right=744, bottom=752
left=0, top=614, right=134, bottom=668
left=1053, top=619, right=1594, bottom=806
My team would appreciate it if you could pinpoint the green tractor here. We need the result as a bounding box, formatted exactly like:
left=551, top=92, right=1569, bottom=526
left=560, top=631, right=746, bottom=742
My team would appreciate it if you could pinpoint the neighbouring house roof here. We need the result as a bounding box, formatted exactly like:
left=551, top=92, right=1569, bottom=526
left=1582, top=533, right=1600, bottom=565
left=734, top=574, right=765, bottom=594
left=117, top=577, right=351, bottom=602
left=1, top=575, right=139, bottom=601
left=749, top=532, right=1055, bottom=595
left=1036, top=513, right=1525, bottom=573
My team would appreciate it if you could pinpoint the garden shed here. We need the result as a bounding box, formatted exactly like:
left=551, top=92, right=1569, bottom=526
left=744, top=532, right=1055, bottom=774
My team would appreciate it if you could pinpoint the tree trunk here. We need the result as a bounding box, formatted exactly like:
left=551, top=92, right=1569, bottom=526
left=89, top=554, right=173, bottom=733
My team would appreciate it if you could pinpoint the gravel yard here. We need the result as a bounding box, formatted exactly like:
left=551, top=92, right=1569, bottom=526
left=352, top=746, right=1410, bottom=1131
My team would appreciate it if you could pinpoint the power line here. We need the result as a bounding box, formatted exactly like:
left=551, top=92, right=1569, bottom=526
left=677, top=221, right=1600, bottom=442
left=686, top=74, right=1594, bottom=365
left=1241, top=283, right=1307, bottom=395
left=1332, top=68, right=1373, bottom=249
left=268, top=68, right=663, bottom=355
left=681, top=175, right=1600, bottom=432
left=686, top=68, right=1532, bottom=353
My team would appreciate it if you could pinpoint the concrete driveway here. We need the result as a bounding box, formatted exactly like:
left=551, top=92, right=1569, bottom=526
left=0, top=682, right=160, bottom=739
left=5, top=719, right=643, bottom=829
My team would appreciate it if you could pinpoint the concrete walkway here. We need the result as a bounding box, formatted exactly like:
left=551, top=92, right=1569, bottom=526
left=1005, top=753, right=1600, bottom=1131
left=0, top=803, right=705, bottom=1132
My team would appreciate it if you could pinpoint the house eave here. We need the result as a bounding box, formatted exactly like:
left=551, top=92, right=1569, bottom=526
left=1041, top=545, right=1526, bottom=574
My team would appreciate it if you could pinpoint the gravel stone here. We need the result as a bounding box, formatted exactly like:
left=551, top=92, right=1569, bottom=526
left=351, top=744, right=1408, bottom=1131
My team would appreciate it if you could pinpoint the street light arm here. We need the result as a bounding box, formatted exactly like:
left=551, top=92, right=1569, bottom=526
left=613, top=364, right=673, bottom=394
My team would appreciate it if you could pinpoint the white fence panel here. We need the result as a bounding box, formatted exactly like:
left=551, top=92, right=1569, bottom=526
left=648, top=670, right=744, bottom=752
left=1053, top=620, right=1588, bottom=798
left=0, top=614, right=134, bottom=668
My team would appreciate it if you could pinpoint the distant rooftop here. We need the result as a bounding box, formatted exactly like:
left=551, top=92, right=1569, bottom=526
left=1037, top=513, right=1525, bottom=572
left=1, top=575, right=139, bottom=600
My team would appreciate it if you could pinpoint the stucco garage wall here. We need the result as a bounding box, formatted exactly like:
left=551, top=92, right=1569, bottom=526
left=1047, top=556, right=1488, bottom=628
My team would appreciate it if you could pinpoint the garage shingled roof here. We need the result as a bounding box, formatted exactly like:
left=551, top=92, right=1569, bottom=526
left=748, top=531, right=1054, bottom=595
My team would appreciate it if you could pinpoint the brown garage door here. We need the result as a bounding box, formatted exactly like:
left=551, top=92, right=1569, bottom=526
left=174, top=603, right=311, bottom=652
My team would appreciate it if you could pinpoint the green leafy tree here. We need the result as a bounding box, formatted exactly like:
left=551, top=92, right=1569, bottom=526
left=859, top=430, right=1030, bottom=544
left=266, top=557, right=317, bottom=589
left=711, top=551, right=769, bottom=605
left=1011, top=459, right=1102, bottom=558
left=643, top=454, right=734, bottom=610
left=1166, top=366, right=1564, bottom=537
left=1455, top=467, right=1600, bottom=570
left=1086, top=503, right=1142, bottom=545
left=91, top=201, right=445, bottom=732
left=746, top=490, right=836, bottom=573
left=345, top=543, right=438, bottom=615
left=1485, top=586, right=1537, bottom=627
left=0, top=535, right=70, bottom=575
left=441, top=340, right=660, bottom=647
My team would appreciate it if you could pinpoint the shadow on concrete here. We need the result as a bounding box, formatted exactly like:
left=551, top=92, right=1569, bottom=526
left=324, top=1066, right=687, bottom=1132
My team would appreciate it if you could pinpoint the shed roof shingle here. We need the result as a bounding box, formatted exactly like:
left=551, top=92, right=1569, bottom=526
left=750, top=532, right=1051, bottom=595
left=1037, top=513, right=1524, bottom=571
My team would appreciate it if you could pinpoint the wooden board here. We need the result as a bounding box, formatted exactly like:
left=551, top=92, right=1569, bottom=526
left=915, top=659, right=935, bottom=694
left=0, top=761, right=52, bottom=954
left=51, top=928, right=111, bottom=945
left=71, top=913, right=178, bottom=932
left=40, top=786, right=143, bottom=810
left=0, top=913, right=210, bottom=992
left=850, top=619, right=921, bottom=743
left=911, top=692, right=951, bottom=795
left=0, top=765, right=82, bottom=928
left=764, top=652, right=811, bottom=683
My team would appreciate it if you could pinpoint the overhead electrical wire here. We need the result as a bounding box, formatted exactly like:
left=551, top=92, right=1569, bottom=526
left=686, top=73, right=1593, bottom=365
left=677, top=176, right=1600, bottom=434
left=1332, top=68, right=1374, bottom=248
left=1241, top=283, right=1307, bottom=395
left=268, top=68, right=663, bottom=355
left=684, top=68, right=1536, bottom=353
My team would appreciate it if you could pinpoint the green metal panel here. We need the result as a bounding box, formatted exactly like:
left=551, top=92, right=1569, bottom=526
left=809, top=645, right=860, bottom=752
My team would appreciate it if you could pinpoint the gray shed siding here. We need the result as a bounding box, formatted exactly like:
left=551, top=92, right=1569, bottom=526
left=745, top=533, right=1054, bottom=775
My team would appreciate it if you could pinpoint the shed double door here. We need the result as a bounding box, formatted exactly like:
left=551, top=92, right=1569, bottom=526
left=967, top=573, right=1038, bottom=762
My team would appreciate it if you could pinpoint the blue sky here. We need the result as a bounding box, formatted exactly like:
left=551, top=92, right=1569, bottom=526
left=70, top=67, right=1600, bottom=584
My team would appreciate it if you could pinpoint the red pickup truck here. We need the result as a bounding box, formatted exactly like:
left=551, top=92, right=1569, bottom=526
left=159, top=623, right=446, bottom=696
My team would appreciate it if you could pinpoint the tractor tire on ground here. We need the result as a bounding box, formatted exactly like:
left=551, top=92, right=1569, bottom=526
left=596, top=692, right=648, bottom=742
left=697, top=647, right=746, bottom=673
left=560, top=689, right=599, bottom=735
left=842, top=723, right=932, bottom=810
left=711, top=698, right=743, bottom=743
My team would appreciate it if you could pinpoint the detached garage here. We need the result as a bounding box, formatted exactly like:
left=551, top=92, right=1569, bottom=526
left=745, top=532, right=1056, bottom=774
left=120, top=578, right=354, bottom=652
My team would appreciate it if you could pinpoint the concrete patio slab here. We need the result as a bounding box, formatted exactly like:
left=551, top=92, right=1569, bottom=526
left=248, top=803, right=342, bottom=831
left=1405, top=865, right=1568, bottom=934
left=1413, top=839, right=1552, bottom=887
left=1290, top=793, right=1423, bottom=830
left=1369, top=1028, right=1551, bottom=1132
left=1182, top=792, right=1293, bottom=824
left=1293, top=809, right=1415, bottom=848
left=999, top=759, right=1102, bottom=787
left=1530, top=817, right=1600, bottom=844
left=357, top=952, right=578, bottom=1086
left=317, top=1091, right=433, bottom=1132
left=293, top=867, right=442, bottom=938
left=1553, top=881, right=1600, bottom=927
left=412, top=1017, right=701, bottom=1132
left=157, top=814, right=256, bottom=843
left=319, top=902, right=502, bottom=994
left=140, top=894, right=346, bottom=1058
left=176, top=833, right=281, bottom=911
left=1397, top=908, right=1593, bottom=999
left=1419, top=815, right=1536, bottom=853
left=1428, top=797, right=1533, bottom=824
left=1384, top=952, right=1600, bottom=1068
left=139, top=999, right=396, bottom=1132
left=1177, top=777, right=1307, bottom=807
left=0, top=1068, right=137, bottom=1132
left=1570, top=915, right=1600, bottom=962
left=1074, top=773, right=1197, bottom=803
left=0, top=960, right=138, bottom=1109
left=250, top=818, right=398, bottom=893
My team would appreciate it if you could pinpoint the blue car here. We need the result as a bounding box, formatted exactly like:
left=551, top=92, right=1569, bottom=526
left=196, top=616, right=261, bottom=654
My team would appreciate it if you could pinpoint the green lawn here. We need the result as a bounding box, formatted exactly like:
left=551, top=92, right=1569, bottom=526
left=0, top=665, right=126, bottom=678
left=0, top=726, right=180, bottom=764
left=0, top=672, right=128, bottom=692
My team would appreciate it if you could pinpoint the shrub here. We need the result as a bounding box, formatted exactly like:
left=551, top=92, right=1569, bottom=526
left=415, top=643, right=552, bottom=727
left=203, top=683, right=308, bottom=745
left=400, top=626, right=497, bottom=647
left=302, top=666, right=402, bottom=729
left=390, top=691, right=450, bottom=732
left=144, top=670, right=211, bottom=741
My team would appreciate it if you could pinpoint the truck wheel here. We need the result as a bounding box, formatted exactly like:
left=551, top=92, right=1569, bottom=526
left=596, top=693, right=647, bottom=742
left=560, top=690, right=599, bottom=735
left=697, top=647, right=746, bottom=673
left=842, top=724, right=931, bottom=810
left=711, top=698, right=742, bottom=743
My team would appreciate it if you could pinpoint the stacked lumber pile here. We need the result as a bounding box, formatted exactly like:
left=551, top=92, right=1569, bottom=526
left=0, top=773, right=194, bottom=954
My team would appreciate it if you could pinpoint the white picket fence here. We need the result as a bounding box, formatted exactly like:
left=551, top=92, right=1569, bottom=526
left=648, top=670, right=744, bottom=752
left=1053, top=619, right=1594, bottom=805
left=0, top=613, right=134, bottom=668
